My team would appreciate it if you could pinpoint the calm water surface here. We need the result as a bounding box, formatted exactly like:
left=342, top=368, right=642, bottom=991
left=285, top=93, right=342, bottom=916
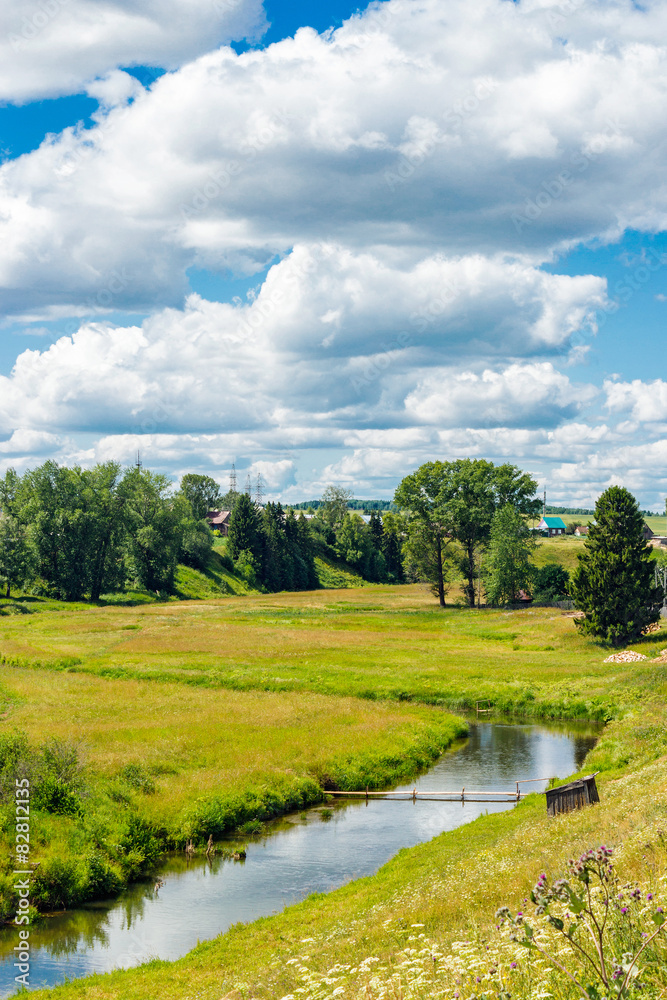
left=0, top=721, right=598, bottom=995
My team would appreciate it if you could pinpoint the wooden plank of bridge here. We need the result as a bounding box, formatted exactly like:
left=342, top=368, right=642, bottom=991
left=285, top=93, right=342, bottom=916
left=324, top=777, right=551, bottom=803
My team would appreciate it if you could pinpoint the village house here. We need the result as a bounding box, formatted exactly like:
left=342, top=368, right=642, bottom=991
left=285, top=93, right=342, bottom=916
left=206, top=510, right=232, bottom=535
left=536, top=515, right=567, bottom=536
left=574, top=521, right=654, bottom=540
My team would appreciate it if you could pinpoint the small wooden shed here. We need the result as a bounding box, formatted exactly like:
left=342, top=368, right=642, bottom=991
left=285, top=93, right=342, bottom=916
left=546, top=773, right=599, bottom=817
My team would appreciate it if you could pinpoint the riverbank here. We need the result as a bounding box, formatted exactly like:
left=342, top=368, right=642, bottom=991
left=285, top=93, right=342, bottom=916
left=25, top=693, right=667, bottom=999
left=0, top=673, right=466, bottom=918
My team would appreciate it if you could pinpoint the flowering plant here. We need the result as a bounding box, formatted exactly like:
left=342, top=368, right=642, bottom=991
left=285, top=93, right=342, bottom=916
left=496, top=846, right=666, bottom=999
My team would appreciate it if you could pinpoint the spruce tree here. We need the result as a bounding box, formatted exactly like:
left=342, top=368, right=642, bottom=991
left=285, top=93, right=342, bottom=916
left=227, top=492, right=262, bottom=563
left=571, top=486, right=662, bottom=645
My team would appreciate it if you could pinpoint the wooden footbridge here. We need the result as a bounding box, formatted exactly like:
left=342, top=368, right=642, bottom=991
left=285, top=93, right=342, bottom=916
left=324, top=777, right=550, bottom=804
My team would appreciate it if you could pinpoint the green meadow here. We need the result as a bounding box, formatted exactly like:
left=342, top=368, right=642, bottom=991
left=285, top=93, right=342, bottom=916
left=1, top=583, right=663, bottom=718
left=0, top=542, right=666, bottom=999
left=8, top=586, right=664, bottom=1000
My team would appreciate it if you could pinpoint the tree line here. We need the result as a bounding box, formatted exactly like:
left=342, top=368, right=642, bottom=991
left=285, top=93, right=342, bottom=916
left=221, top=485, right=404, bottom=591
left=1, top=461, right=662, bottom=646
left=0, top=462, right=214, bottom=600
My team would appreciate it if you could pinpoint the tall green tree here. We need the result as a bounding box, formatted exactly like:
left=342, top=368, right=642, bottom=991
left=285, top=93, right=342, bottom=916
left=484, top=504, right=536, bottom=605
left=395, top=459, right=540, bottom=607
left=180, top=474, right=222, bottom=520
left=368, top=511, right=384, bottom=549
left=83, top=463, right=127, bottom=600
left=7, top=462, right=101, bottom=600
left=261, top=502, right=290, bottom=591
left=288, top=511, right=318, bottom=590
left=0, top=516, right=33, bottom=598
left=442, top=460, right=540, bottom=607
left=402, top=517, right=455, bottom=602
left=394, top=464, right=455, bottom=607
left=179, top=518, right=214, bottom=570
left=227, top=492, right=263, bottom=564
left=0, top=462, right=129, bottom=600
left=380, top=512, right=405, bottom=582
left=122, top=468, right=188, bottom=593
left=319, top=485, right=353, bottom=534
left=571, top=486, right=662, bottom=645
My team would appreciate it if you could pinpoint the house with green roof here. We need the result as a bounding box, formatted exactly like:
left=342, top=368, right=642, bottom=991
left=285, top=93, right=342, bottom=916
left=537, top=515, right=567, bottom=536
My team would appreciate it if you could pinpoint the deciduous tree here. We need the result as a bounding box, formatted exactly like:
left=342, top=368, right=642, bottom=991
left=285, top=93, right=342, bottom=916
left=484, top=504, right=535, bottom=605
left=396, top=460, right=540, bottom=606
left=0, top=516, right=33, bottom=598
left=320, top=485, right=353, bottom=533
left=394, top=463, right=454, bottom=607
left=180, top=474, right=222, bottom=520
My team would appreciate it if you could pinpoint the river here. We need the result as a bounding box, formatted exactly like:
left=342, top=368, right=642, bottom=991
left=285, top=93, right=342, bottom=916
left=0, top=720, right=599, bottom=995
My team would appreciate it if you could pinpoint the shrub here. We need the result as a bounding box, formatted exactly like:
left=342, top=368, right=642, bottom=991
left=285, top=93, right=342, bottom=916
left=82, top=852, right=122, bottom=900
left=179, top=520, right=214, bottom=570
left=32, top=857, right=84, bottom=909
left=119, top=815, right=162, bottom=876
left=40, top=737, right=83, bottom=786
left=33, top=775, right=82, bottom=816
left=120, top=763, right=156, bottom=794
left=533, top=563, right=570, bottom=600
left=234, top=549, right=260, bottom=588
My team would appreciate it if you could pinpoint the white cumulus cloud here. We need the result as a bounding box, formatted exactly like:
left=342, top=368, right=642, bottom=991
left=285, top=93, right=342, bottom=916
left=405, top=363, right=597, bottom=428
left=0, top=0, right=267, bottom=103
left=1, top=0, right=667, bottom=315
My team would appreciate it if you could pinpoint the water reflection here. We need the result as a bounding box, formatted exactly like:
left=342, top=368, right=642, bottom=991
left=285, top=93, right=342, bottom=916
left=0, top=721, right=599, bottom=995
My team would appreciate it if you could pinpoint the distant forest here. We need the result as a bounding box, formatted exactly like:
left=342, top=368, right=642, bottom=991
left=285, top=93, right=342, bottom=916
left=545, top=505, right=655, bottom=517
left=290, top=499, right=396, bottom=511
left=544, top=505, right=595, bottom=515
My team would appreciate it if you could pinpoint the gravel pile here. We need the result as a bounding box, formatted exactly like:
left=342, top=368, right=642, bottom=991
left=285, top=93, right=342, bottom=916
left=603, top=650, right=648, bottom=663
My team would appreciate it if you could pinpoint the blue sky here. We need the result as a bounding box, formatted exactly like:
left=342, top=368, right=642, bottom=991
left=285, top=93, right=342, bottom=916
left=0, top=0, right=666, bottom=507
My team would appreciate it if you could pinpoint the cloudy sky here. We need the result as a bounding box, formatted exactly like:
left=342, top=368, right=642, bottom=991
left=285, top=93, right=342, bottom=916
left=0, top=0, right=666, bottom=507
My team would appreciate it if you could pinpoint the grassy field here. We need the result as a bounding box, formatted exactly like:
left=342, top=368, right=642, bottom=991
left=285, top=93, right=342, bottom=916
left=533, top=533, right=586, bottom=573
left=2, top=583, right=665, bottom=719
left=25, top=641, right=667, bottom=999
left=2, top=544, right=667, bottom=999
